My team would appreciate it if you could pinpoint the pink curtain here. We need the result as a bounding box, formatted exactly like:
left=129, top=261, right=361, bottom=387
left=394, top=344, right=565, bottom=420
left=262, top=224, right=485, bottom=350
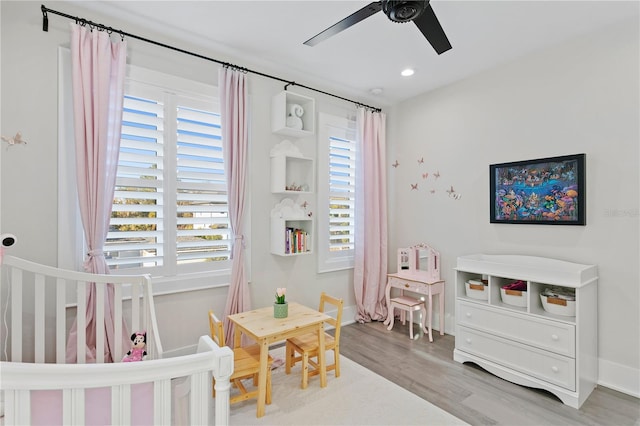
left=65, top=24, right=129, bottom=363
left=219, top=67, right=251, bottom=348
left=354, top=108, right=388, bottom=323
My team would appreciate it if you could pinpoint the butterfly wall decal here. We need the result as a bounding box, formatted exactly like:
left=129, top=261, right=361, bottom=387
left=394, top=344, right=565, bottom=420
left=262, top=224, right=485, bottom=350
left=392, top=160, right=399, bottom=168
left=447, top=186, right=462, bottom=200
left=433, top=171, right=440, bottom=179
left=410, top=183, right=418, bottom=190
left=422, top=173, right=429, bottom=179
left=417, top=157, right=424, bottom=164
left=2, top=131, right=27, bottom=148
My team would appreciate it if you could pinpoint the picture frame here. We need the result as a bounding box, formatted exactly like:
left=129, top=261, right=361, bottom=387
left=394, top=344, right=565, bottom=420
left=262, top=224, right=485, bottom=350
left=490, top=153, right=586, bottom=225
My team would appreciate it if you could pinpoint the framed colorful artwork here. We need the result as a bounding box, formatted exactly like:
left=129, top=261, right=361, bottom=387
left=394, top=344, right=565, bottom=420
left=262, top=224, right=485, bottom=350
left=490, top=153, right=586, bottom=225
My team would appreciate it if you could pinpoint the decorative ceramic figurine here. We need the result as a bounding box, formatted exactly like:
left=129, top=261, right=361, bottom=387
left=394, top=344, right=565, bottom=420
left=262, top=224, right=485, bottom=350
left=286, top=103, right=304, bottom=130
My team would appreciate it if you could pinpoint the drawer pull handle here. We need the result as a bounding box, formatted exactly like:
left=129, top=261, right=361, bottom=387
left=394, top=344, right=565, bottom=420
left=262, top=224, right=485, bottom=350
left=466, top=312, right=472, bottom=318
left=551, top=334, right=559, bottom=341
left=404, top=284, right=410, bottom=288
left=551, top=366, right=559, bottom=373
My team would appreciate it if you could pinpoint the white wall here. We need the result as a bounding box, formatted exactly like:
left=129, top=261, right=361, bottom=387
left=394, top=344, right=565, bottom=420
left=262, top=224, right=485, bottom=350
left=0, top=1, right=357, bottom=353
left=388, top=17, right=639, bottom=396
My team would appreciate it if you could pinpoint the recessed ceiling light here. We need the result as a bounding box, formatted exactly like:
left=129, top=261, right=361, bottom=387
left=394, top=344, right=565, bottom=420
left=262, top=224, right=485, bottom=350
left=401, top=68, right=415, bottom=77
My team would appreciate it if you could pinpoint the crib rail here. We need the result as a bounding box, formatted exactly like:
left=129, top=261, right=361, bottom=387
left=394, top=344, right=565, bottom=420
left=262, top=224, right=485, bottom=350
left=1, top=335, right=234, bottom=426
left=0, top=255, right=163, bottom=363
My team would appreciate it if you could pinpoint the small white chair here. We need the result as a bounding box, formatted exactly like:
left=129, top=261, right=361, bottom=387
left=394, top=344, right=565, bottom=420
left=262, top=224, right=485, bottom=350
left=386, top=296, right=428, bottom=339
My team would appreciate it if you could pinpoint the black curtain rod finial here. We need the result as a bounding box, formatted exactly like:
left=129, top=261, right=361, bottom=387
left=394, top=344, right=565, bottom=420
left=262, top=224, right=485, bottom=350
left=41, top=4, right=48, bottom=32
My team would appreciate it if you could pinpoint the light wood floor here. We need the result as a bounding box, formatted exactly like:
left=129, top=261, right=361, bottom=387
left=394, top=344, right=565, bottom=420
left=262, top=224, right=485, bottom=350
left=335, top=321, right=640, bottom=426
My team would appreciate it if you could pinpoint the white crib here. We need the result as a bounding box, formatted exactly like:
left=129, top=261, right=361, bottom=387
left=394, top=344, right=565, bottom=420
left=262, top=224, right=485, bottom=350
left=0, top=255, right=233, bottom=425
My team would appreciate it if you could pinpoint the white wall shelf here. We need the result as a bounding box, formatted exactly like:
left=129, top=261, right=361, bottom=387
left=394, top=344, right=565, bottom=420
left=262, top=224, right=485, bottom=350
left=271, top=91, right=315, bottom=138
left=454, top=254, right=598, bottom=409
left=270, top=198, right=313, bottom=256
left=270, top=155, right=314, bottom=194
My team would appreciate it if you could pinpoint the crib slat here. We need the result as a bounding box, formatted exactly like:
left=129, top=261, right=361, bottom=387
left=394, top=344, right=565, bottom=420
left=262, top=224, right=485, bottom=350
left=138, top=274, right=162, bottom=360
left=112, top=383, right=132, bottom=425
left=4, top=389, right=31, bottom=425
left=131, top=282, right=141, bottom=333
left=34, top=273, right=45, bottom=363
left=154, top=378, right=172, bottom=425
left=10, top=268, right=23, bottom=361
left=114, top=283, right=123, bottom=360
left=95, top=281, right=105, bottom=364
left=76, top=281, right=86, bottom=364
left=190, top=371, right=209, bottom=425
left=56, top=277, right=66, bottom=363
left=63, top=388, right=85, bottom=425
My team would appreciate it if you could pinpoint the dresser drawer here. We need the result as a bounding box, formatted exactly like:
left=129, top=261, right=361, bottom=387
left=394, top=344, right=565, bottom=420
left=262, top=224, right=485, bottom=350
left=388, top=276, right=424, bottom=294
left=457, top=301, right=575, bottom=357
left=456, top=326, right=576, bottom=391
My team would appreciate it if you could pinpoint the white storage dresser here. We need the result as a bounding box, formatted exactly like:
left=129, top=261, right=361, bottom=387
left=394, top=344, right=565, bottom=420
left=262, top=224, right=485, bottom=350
left=454, top=254, right=598, bottom=408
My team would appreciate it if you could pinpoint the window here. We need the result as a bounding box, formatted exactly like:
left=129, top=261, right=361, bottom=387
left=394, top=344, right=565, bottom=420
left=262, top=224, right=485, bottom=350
left=107, top=86, right=230, bottom=276
left=58, top=48, right=234, bottom=288
left=317, top=112, right=357, bottom=272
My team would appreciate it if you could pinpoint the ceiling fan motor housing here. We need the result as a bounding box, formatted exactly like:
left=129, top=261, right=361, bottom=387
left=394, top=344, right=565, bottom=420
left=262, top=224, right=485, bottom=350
left=382, top=0, right=429, bottom=23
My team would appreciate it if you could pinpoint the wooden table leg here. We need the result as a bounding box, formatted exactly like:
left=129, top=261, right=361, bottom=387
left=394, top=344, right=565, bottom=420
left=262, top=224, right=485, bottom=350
left=386, top=303, right=396, bottom=331
left=317, top=323, right=327, bottom=388
left=383, top=279, right=392, bottom=326
left=233, top=326, right=241, bottom=348
left=256, top=339, right=269, bottom=418
left=439, top=284, right=445, bottom=336
left=420, top=304, right=429, bottom=339
left=427, top=292, right=434, bottom=342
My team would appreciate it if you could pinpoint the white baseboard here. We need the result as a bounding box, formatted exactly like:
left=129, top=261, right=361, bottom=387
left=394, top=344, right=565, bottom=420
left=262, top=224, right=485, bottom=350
left=598, top=358, right=640, bottom=398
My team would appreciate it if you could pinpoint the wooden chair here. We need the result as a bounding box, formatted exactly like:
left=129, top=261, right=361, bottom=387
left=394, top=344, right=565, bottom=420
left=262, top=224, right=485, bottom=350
left=208, top=310, right=273, bottom=405
left=285, top=292, right=343, bottom=389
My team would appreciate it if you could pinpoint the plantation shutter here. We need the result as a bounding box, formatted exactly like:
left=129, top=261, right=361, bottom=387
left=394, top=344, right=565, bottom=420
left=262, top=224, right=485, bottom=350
left=106, top=89, right=230, bottom=271
left=328, top=135, right=356, bottom=252
left=175, top=103, right=231, bottom=263
left=107, top=94, right=165, bottom=269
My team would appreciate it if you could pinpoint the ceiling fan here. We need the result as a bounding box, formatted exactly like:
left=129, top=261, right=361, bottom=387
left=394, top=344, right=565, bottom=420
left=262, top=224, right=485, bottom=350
left=304, top=0, right=452, bottom=55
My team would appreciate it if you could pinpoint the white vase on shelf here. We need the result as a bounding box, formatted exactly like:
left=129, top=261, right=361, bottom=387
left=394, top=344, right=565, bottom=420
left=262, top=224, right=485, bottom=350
left=286, top=103, right=304, bottom=130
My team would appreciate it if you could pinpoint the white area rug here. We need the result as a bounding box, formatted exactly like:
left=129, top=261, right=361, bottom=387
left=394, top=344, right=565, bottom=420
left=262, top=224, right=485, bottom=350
left=229, top=347, right=469, bottom=426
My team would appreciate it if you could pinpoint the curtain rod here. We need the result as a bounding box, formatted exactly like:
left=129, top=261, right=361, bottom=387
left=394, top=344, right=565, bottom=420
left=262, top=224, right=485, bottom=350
left=40, top=4, right=382, bottom=113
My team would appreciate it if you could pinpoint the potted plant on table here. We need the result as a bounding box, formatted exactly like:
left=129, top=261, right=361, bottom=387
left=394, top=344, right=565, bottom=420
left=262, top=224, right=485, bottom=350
left=274, top=287, right=288, bottom=318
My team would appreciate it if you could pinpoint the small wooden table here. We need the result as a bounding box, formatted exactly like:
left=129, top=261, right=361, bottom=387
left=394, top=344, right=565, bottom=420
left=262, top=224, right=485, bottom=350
left=384, top=272, right=445, bottom=342
left=227, top=303, right=331, bottom=418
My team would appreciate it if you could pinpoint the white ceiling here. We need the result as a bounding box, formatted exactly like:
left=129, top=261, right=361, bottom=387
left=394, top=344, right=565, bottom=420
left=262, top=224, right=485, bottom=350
left=66, top=1, right=638, bottom=108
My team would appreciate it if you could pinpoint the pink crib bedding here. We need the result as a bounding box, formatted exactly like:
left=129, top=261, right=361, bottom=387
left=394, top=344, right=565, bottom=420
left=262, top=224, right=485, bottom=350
left=30, top=383, right=154, bottom=426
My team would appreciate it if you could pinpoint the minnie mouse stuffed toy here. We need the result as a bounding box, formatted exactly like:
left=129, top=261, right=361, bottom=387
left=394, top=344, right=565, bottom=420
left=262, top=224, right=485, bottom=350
left=122, top=331, right=147, bottom=362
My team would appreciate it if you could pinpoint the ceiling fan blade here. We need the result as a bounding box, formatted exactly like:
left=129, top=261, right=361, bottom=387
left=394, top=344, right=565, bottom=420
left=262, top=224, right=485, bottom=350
left=413, top=3, right=452, bottom=55
left=304, top=2, right=383, bottom=46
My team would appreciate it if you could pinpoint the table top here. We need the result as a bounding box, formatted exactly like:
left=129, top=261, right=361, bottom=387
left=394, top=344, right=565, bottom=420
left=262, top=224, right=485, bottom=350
left=228, top=302, right=330, bottom=341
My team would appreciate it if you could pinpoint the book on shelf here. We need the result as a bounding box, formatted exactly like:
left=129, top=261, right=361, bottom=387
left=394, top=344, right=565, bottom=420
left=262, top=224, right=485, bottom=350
left=284, top=227, right=309, bottom=254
